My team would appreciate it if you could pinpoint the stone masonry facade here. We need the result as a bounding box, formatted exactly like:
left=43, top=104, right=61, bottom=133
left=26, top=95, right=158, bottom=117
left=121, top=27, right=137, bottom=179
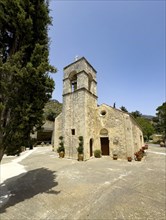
left=54, top=57, right=144, bottom=160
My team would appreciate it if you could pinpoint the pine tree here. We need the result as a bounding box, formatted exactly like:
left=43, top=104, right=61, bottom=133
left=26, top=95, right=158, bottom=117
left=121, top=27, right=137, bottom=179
left=0, top=0, right=56, bottom=161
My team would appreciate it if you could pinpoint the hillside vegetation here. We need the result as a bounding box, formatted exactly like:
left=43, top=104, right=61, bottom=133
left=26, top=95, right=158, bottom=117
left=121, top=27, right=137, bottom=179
left=44, top=99, right=62, bottom=121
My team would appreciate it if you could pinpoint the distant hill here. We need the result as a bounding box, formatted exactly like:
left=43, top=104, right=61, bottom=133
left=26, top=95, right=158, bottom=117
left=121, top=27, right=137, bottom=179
left=44, top=99, right=62, bottom=121
left=142, top=115, right=154, bottom=120
left=50, top=99, right=61, bottom=103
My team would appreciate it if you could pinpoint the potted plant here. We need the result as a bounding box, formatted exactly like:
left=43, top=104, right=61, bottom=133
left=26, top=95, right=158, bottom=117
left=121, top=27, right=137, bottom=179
left=113, top=153, right=118, bottom=160
left=140, top=148, right=145, bottom=157
left=94, top=149, right=102, bottom=158
left=137, top=154, right=142, bottom=161
left=57, top=136, right=65, bottom=158
left=142, top=146, right=146, bottom=151
left=112, top=149, right=118, bottom=160
left=134, top=150, right=143, bottom=161
left=112, top=150, right=118, bottom=160
left=127, top=156, right=132, bottom=162
left=134, top=152, right=137, bottom=160
left=77, top=136, right=84, bottom=161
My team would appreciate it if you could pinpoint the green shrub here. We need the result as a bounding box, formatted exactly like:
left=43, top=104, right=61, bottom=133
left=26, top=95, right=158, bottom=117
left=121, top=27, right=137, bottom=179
left=59, top=136, right=63, bottom=140
left=57, top=136, right=65, bottom=153
left=79, top=136, right=83, bottom=142
left=77, top=145, right=83, bottom=154
left=57, top=145, right=65, bottom=153
left=77, top=136, right=84, bottom=154
left=94, top=149, right=101, bottom=158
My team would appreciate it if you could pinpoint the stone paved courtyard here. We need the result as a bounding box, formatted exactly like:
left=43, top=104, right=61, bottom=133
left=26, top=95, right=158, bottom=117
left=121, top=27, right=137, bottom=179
left=0, top=144, right=166, bottom=220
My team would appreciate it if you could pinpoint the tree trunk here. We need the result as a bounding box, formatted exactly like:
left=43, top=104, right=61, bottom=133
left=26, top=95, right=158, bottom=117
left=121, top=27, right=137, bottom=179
left=0, top=146, right=5, bottom=162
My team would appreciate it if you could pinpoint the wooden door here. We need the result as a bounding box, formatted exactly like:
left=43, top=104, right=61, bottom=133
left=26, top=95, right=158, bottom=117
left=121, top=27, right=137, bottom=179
left=100, top=137, right=109, bottom=155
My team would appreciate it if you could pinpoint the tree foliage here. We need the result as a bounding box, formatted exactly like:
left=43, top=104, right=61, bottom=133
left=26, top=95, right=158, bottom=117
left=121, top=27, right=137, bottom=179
left=120, top=106, right=128, bottom=112
left=43, top=100, right=62, bottom=121
left=0, top=0, right=56, bottom=160
left=131, top=110, right=142, bottom=118
left=135, top=117, right=155, bottom=140
left=153, top=102, right=166, bottom=139
left=130, top=110, right=155, bottom=140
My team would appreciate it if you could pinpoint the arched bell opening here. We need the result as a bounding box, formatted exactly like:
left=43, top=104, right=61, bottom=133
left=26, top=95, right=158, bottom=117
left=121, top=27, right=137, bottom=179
left=88, top=72, right=93, bottom=92
left=69, top=71, right=77, bottom=92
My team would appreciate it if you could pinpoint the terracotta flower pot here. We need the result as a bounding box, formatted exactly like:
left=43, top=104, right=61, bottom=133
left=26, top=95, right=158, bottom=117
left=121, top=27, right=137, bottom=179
left=78, top=154, right=84, bottom=161
left=59, top=151, right=65, bottom=158
left=113, top=155, right=118, bottom=160
left=137, top=156, right=142, bottom=161
left=127, top=157, right=132, bottom=162
left=134, top=152, right=139, bottom=159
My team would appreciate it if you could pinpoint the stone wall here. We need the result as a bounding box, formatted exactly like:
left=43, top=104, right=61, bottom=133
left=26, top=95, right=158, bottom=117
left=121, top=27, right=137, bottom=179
left=82, top=104, right=144, bottom=160
left=61, top=90, right=87, bottom=159
left=54, top=113, right=62, bottom=148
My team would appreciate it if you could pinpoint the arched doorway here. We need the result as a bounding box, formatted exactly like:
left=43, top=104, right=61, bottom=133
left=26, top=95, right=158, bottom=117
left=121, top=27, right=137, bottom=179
left=100, top=129, right=109, bottom=155
left=89, top=138, right=93, bottom=157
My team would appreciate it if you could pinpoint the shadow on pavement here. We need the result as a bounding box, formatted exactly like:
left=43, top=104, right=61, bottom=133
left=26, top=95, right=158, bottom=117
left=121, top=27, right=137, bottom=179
left=0, top=168, right=60, bottom=213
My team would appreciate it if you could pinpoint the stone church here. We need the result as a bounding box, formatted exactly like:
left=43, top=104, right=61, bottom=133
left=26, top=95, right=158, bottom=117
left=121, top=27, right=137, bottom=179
left=54, top=57, right=144, bottom=160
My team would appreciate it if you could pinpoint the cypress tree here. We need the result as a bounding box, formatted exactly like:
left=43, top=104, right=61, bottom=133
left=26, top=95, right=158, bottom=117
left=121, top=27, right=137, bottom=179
left=0, top=0, right=56, bottom=161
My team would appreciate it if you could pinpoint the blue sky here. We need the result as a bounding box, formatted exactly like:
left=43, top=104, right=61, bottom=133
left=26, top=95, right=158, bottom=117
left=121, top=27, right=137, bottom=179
left=48, top=0, right=165, bottom=116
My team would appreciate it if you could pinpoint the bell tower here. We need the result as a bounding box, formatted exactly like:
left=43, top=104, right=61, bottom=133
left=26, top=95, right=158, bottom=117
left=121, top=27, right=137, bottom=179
left=63, top=57, right=97, bottom=97
left=62, top=57, right=97, bottom=159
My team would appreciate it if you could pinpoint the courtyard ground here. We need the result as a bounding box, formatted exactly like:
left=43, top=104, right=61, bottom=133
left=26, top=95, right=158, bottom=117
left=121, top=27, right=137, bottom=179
left=0, top=144, right=166, bottom=220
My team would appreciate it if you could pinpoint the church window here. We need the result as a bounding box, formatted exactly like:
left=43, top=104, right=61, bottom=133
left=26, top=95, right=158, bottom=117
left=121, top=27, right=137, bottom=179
left=100, top=110, right=106, bottom=116
left=71, top=129, right=75, bottom=135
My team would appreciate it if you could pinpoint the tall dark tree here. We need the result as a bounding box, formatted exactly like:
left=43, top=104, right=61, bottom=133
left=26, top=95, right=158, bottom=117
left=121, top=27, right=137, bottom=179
left=0, top=0, right=56, bottom=161
left=154, top=102, right=166, bottom=139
